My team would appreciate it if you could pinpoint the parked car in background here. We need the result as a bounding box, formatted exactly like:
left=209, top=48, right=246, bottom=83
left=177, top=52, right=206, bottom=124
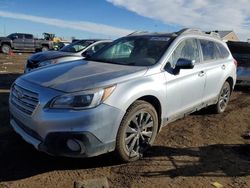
left=9, top=29, right=236, bottom=162
left=227, top=41, right=250, bottom=86
left=53, top=41, right=71, bottom=51
left=72, top=39, right=81, bottom=43
left=0, top=33, right=53, bottom=54
left=24, top=39, right=111, bottom=73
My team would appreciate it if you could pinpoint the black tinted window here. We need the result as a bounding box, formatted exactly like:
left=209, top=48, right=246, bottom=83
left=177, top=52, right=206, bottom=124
left=16, top=34, right=24, bottom=39
left=24, top=34, right=33, bottom=39
left=91, top=42, right=110, bottom=53
left=60, top=40, right=94, bottom=53
left=169, top=38, right=200, bottom=67
left=216, top=42, right=230, bottom=58
left=200, top=40, right=221, bottom=61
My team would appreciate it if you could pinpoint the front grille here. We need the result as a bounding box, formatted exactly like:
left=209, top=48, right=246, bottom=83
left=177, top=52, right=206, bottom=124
left=11, top=84, right=39, bottom=115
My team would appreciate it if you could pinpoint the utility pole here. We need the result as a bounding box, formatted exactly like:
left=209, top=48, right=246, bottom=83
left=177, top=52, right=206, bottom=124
left=3, top=23, right=6, bottom=35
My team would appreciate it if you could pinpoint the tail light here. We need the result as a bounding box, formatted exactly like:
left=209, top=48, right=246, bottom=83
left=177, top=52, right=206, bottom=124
left=233, top=59, right=238, bottom=67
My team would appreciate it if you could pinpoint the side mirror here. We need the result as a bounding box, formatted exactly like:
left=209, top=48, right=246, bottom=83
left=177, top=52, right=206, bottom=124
left=175, top=58, right=195, bottom=69
left=169, top=58, right=195, bottom=75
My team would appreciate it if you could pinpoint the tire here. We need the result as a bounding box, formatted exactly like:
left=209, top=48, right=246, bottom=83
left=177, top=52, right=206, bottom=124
left=1, top=44, right=11, bottom=54
left=211, top=81, right=231, bottom=114
left=116, top=100, right=159, bottom=162
left=41, top=46, right=49, bottom=52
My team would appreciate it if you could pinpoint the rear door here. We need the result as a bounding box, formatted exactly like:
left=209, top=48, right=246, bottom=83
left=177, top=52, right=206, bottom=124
left=199, top=40, right=230, bottom=103
left=164, top=38, right=206, bottom=120
left=24, top=34, right=35, bottom=50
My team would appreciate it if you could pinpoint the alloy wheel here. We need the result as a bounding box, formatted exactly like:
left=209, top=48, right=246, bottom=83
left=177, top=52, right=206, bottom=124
left=124, top=111, right=154, bottom=158
left=218, top=84, right=230, bottom=111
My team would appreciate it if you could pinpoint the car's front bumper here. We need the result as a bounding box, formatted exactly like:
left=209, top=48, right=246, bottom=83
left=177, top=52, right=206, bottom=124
left=9, top=78, right=125, bottom=157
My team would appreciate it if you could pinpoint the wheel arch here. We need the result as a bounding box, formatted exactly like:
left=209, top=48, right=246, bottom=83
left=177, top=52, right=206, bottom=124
left=225, top=76, right=234, bottom=93
left=1, top=42, right=12, bottom=48
left=129, top=95, right=163, bottom=132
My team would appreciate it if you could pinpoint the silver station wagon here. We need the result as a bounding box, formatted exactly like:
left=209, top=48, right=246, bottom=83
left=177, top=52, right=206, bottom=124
left=9, top=29, right=237, bottom=162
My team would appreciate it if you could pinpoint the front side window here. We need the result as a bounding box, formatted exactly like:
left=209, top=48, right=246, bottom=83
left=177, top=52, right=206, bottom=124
left=60, top=40, right=94, bottom=53
left=89, top=36, right=171, bottom=66
left=90, top=42, right=110, bottom=53
left=168, top=38, right=200, bottom=68
left=7, top=34, right=19, bottom=40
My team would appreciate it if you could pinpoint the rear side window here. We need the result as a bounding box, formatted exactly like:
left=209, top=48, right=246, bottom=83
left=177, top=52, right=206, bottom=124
left=24, top=34, right=33, bottom=39
left=200, top=40, right=221, bottom=61
left=16, top=34, right=24, bottom=39
left=216, top=42, right=230, bottom=58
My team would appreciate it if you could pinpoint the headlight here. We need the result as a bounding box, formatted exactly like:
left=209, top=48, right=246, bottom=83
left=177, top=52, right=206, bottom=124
left=49, top=85, right=116, bottom=110
left=39, top=59, right=58, bottom=67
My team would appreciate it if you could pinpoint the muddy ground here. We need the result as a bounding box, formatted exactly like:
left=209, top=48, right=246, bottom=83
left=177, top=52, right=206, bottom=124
left=0, top=53, right=249, bottom=188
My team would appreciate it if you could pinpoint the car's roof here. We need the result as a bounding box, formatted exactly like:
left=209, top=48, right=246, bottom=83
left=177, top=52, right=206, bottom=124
left=78, top=39, right=112, bottom=42
left=10, top=33, right=33, bottom=35
left=126, top=28, right=223, bottom=41
left=126, top=32, right=176, bottom=38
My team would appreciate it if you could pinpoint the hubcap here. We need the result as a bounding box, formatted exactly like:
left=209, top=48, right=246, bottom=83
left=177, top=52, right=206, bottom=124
left=219, top=85, right=230, bottom=111
left=125, top=111, right=154, bottom=157
left=2, top=46, right=9, bottom=53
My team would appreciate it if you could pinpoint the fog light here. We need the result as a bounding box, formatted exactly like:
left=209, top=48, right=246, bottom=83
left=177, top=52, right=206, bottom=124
left=67, top=139, right=81, bottom=152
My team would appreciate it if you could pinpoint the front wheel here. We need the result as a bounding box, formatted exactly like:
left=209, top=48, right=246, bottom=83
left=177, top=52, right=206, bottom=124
left=1, top=44, right=11, bottom=54
left=212, top=81, right=231, bottom=114
left=115, top=100, right=158, bottom=162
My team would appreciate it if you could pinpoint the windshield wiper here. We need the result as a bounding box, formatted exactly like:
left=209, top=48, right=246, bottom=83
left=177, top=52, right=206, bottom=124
left=86, top=58, right=117, bottom=64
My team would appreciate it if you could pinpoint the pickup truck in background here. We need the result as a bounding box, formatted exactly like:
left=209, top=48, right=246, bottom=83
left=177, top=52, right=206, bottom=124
left=227, top=41, right=250, bottom=86
left=0, top=33, right=54, bottom=54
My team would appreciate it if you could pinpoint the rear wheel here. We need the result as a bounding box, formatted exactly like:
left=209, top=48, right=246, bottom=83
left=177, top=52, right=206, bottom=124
left=1, top=44, right=11, bottom=54
left=212, top=81, right=231, bottom=114
left=41, top=46, right=49, bottom=52
left=116, top=100, right=158, bottom=162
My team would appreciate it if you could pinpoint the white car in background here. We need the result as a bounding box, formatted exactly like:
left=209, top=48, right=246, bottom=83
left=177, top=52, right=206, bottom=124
left=24, top=39, right=112, bottom=73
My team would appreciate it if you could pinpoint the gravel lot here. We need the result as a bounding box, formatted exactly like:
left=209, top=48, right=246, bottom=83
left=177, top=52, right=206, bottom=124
left=0, top=53, right=249, bottom=188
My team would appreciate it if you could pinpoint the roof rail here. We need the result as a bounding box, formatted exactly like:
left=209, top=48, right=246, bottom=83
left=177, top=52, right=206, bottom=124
left=127, top=31, right=148, bottom=36
left=205, top=31, right=221, bottom=39
left=177, top=28, right=203, bottom=35
left=177, top=28, right=222, bottom=39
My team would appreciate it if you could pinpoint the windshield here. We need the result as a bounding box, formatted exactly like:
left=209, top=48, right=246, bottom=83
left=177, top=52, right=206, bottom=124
left=60, top=40, right=94, bottom=53
left=88, top=36, right=172, bottom=66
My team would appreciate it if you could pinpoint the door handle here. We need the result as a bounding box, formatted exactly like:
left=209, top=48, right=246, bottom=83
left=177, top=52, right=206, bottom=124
left=221, top=64, right=226, bottom=70
left=198, top=71, right=205, bottom=77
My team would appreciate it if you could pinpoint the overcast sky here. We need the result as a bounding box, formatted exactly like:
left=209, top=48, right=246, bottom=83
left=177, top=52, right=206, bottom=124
left=0, top=0, right=249, bottom=40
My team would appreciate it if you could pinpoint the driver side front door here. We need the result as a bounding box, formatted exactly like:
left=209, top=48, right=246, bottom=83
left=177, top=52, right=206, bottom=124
left=164, top=38, right=206, bottom=121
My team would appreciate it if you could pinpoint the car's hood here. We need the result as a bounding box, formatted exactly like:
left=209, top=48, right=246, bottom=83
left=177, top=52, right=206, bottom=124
left=29, top=51, right=79, bottom=62
left=21, top=60, right=148, bottom=92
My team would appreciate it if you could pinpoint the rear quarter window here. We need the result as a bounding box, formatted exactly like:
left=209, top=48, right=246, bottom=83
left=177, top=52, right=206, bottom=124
left=216, top=42, right=230, bottom=59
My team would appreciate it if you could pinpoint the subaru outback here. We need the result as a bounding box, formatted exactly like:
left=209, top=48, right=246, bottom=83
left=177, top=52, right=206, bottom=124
left=9, top=28, right=237, bottom=162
